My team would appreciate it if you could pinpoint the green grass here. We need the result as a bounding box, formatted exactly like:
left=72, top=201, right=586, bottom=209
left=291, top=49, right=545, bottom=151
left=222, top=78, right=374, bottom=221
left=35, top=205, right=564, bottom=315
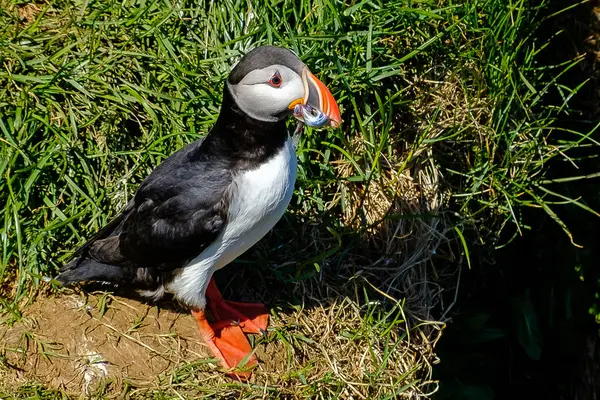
left=0, top=0, right=597, bottom=398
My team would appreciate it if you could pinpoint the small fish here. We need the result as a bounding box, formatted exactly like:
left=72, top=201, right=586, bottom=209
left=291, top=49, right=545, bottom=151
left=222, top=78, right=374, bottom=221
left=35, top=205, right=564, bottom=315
left=293, top=104, right=330, bottom=128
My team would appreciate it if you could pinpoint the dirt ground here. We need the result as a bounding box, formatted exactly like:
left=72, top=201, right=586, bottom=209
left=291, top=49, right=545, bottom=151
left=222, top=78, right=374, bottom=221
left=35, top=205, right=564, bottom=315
left=0, top=283, right=436, bottom=398
left=0, top=289, right=296, bottom=396
left=0, top=290, right=212, bottom=393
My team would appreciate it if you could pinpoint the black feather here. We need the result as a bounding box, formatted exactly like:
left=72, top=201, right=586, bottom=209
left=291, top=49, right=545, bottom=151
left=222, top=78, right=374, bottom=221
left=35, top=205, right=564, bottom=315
left=227, top=46, right=305, bottom=85
left=57, top=258, right=134, bottom=284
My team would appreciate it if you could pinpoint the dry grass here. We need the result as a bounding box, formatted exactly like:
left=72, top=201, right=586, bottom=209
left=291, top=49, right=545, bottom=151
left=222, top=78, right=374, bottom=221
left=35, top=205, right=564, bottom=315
left=333, top=69, right=491, bottom=322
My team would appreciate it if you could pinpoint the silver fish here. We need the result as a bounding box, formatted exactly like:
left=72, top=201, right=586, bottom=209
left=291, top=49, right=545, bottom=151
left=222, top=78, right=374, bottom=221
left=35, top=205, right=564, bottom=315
left=293, top=104, right=330, bottom=128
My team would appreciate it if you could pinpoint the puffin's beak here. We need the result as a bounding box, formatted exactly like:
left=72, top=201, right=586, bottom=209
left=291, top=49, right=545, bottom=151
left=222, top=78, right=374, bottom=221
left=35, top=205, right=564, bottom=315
left=289, top=68, right=341, bottom=128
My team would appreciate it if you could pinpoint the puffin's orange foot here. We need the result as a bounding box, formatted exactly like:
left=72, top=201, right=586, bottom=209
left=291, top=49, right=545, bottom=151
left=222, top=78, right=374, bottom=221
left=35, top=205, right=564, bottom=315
left=206, top=278, right=269, bottom=335
left=192, top=309, right=258, bottom=381
left=191, top=279, right=269, bottom=381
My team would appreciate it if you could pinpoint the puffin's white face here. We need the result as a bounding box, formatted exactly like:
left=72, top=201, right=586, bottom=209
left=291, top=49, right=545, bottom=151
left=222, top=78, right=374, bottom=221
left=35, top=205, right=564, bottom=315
left=227, top=64, right=304, bottom=122
left=225, top=46, right=341, bottom=127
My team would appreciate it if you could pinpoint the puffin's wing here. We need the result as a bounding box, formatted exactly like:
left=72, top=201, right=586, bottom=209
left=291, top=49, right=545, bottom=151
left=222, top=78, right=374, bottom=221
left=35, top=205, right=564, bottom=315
left=62, top=138, right=233, bottom=272
left=66, top=199, right=134, bottom=261
left=116, top=169, right=233, bottom=269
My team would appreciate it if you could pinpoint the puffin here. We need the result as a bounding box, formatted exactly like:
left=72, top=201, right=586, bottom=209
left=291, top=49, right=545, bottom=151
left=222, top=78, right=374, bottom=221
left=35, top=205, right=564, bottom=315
left=56, top=45, right=341, bottom=380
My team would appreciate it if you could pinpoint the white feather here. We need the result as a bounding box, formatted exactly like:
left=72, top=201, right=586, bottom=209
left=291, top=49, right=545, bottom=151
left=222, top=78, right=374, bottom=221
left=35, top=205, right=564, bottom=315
left=161, top=137, right=298, bottom=309
left=228, top=65, right=304, bottom=122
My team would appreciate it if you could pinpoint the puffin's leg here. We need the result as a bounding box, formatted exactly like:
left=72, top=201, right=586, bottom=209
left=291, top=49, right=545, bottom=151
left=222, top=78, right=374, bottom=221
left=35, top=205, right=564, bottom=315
left=205, top=278, right=269, bottom=335
left=191, top=309, right=257, bottom=381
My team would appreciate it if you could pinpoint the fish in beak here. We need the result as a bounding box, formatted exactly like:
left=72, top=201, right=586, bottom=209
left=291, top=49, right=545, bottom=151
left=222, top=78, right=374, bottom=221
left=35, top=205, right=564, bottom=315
left=289, top=67, right=341, bottom=128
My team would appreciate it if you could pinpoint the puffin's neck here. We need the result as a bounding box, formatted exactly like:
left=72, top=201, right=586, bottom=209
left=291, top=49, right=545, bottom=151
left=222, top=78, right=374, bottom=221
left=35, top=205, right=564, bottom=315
left=201, top=86, right=289, bottom=168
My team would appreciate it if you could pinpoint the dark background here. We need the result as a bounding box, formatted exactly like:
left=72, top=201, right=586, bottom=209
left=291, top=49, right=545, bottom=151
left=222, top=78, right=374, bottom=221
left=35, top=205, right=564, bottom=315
left=435, top=1, right=600, bottom=399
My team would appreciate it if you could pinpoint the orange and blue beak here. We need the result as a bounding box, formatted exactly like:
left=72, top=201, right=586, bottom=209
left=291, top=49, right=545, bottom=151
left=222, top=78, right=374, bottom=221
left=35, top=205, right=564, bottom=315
left=289, top=67, right=341, bottom=128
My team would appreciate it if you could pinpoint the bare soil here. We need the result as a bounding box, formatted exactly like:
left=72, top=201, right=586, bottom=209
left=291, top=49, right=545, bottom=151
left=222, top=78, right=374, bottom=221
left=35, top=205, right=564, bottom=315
left=0, top=291, right=209, bottom=394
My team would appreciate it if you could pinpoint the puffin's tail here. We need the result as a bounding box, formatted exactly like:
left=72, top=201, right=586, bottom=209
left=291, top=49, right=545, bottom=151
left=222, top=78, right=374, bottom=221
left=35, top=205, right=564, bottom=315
left=55, top=257, right=135, bottom=285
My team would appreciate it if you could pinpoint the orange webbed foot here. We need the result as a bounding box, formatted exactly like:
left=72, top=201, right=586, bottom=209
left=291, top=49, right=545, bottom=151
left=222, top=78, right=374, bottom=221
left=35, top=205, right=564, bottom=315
left=191, top=279, right=269, bottom=381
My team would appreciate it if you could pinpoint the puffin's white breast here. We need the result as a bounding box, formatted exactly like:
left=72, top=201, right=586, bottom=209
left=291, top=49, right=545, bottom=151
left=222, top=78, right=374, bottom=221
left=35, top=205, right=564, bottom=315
left=215, top=136, right=297, bottom=268
left=164, top=137, right=297, bottom=309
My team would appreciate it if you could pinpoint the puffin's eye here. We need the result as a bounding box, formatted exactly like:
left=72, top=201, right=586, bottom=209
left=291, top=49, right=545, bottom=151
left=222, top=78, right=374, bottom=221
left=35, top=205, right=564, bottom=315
left=268, top=71, right=282, bottom=88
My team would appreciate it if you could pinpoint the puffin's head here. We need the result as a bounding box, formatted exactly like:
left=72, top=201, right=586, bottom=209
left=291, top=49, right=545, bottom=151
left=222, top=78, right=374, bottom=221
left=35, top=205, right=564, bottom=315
left=226, top=46, right=341, bottom=128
